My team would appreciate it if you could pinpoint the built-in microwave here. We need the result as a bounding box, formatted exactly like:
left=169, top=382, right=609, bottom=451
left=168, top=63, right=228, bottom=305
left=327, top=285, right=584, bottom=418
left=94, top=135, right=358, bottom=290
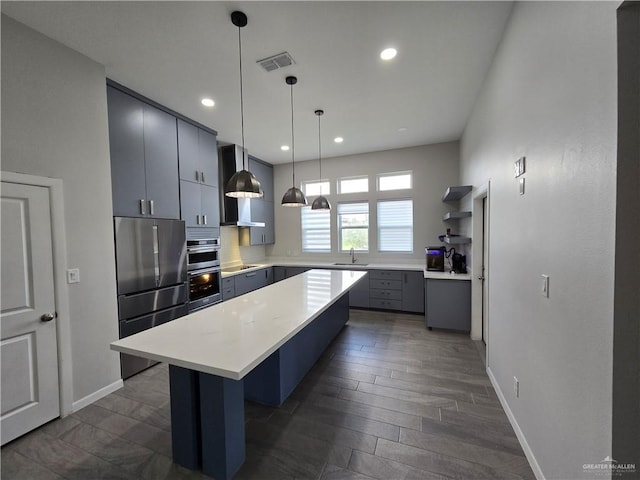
left=186, top=238, right=220, bottom=271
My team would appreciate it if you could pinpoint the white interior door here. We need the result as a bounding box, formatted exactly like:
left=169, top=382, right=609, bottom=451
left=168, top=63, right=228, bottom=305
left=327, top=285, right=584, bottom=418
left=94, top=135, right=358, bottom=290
left=1, top=181, right=60, bottom=445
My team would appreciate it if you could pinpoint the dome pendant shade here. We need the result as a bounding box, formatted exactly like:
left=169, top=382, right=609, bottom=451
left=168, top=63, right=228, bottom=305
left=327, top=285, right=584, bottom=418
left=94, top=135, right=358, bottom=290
left=281, top=186, right=307, bottom=207
left=280, top=75, right=307, bottom=207
left=225, top=169, right=263, bottom=198
left=312, top=108, right=331, bottom=210
left=226, top=10, right=263, bottom=199
left=311, top=195, right=331, bottom=210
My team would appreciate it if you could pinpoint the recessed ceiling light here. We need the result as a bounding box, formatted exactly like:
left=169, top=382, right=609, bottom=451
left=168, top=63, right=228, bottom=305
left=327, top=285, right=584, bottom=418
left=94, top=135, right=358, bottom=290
left=398, top=127, right=408, bottom=132
left=380, top=48, right=397, bottom=61
left=201, top=98, right=215, bottom=107
left=334, top=137, right=344, bottom=144
left=281, top=145, right=290, bottom=151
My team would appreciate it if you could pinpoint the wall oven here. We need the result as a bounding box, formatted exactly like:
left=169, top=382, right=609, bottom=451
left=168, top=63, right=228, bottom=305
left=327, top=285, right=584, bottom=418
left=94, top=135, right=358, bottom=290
left=187, top=238, right=222, bottom=312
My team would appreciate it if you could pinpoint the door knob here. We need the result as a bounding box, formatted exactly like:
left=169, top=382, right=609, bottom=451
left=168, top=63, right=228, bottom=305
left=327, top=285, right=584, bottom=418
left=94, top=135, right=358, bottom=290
left=40, top=312, right=55, bottom=322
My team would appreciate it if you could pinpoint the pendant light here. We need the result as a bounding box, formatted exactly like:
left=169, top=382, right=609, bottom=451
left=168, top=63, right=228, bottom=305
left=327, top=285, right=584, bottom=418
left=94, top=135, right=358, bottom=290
left=281, top=76, right=308, bottom=207
left=311, top=109, right=331, bottom=210
left=225, top=11, right=263, bottom=199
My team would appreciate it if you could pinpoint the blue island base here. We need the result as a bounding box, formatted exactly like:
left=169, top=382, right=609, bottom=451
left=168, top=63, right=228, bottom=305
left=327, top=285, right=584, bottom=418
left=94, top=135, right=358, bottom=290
left=168, top=293, right=350, bottom=479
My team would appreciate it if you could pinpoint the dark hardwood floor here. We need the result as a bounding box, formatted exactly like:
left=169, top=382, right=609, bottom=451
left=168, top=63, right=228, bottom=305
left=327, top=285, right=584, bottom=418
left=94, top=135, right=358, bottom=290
left=1, top=309, right=534, bottom=480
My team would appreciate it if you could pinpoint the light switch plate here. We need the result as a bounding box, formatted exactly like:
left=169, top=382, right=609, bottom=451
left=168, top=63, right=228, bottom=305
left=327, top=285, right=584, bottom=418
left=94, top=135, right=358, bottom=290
left=541, top=274, right=549, bottom=297
left=67, top=268, right=80, bottom=284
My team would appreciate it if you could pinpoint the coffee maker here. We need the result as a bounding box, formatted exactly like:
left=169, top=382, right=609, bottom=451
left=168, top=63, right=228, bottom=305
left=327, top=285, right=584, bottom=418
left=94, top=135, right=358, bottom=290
left=451, top=252, right=467, bottom=274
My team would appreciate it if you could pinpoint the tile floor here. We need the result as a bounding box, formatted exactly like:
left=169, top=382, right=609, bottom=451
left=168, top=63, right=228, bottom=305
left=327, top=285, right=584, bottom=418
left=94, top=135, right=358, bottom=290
left=1, top=309, right=534, bottom=480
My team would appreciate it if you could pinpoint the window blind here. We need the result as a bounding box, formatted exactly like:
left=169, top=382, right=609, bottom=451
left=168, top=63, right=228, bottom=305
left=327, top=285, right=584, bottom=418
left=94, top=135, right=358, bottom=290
left=377, top=200, right=413, bottom=252
left=301, top=207, right=331, bottom=252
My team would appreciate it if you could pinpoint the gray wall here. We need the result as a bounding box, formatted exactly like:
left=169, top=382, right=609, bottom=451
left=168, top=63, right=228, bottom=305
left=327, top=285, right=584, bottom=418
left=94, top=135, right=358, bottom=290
left=459, top=3, right=617, bottom=479
left=1, top=16, right=121, bottom=403
left=269, top=142, right=460, bottom=263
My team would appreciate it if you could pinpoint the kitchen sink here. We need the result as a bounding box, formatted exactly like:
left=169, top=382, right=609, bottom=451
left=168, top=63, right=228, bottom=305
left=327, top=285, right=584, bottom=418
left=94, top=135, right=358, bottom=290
left=333, top=263, right=368, bottom=266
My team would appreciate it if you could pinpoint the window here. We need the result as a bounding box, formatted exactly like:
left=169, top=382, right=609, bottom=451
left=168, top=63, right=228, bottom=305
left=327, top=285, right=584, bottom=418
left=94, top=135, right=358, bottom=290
left=378, top=171, right=412, bottom=191
left=337, top=202, right=369, bottom=252
left=377, top=199, right=413, bottom=252
left=301, top=207, right=330, bottom=252
left=338, top=176, right=368, bottom=194
left=302, top=180, right=330, bottom=196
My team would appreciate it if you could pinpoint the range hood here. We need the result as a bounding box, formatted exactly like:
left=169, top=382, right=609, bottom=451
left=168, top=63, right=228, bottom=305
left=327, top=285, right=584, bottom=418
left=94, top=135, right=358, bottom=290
left=218, top=144, right=265, bottom=227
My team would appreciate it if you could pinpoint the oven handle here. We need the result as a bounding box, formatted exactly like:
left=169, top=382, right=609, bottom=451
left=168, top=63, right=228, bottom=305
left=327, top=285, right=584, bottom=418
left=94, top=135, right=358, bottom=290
left=187, top=245, right=221, bottom=254
left=188, top=267, right=221, bottom=278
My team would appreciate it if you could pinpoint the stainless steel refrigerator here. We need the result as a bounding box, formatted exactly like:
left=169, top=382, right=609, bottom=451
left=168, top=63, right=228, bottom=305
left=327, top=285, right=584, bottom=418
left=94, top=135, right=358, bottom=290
left=114, top=217, right=187, bottom=378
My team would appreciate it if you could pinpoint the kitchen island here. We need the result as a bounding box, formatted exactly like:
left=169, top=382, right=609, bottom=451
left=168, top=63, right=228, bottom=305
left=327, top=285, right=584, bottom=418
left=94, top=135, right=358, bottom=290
left=111, top=269, right=367, bottom=480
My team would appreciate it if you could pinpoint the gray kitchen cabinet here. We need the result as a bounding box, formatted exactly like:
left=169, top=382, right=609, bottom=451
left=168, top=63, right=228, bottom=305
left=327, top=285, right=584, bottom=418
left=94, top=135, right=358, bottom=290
left=222, top=276, right=236, bottom=301
left=273, top=266, right=310, bottom=282
left=234, top=267, right=273, bottom=296
left=246, top=156, right=275, bottom=245
left=425, top=279, right=471, bottom=331
left=349, top=272, right=370, bottom=308
left=178, top=120, right=218, bottom=187
left=108, top=86, right=180, bottom=219
left=178, top=120, right=219, bottom=231
left=401, top=271, right=425, bottom=313
left=180, top=181, right=219, bottom=229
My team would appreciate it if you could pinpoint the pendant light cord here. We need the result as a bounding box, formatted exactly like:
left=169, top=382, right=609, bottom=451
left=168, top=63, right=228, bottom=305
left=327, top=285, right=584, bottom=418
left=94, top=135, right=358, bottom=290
left=318, top=114, right=322, bottom=180
left=290, top=83, right=296, bottom=187
left=238, top=25, right=246, bottom=170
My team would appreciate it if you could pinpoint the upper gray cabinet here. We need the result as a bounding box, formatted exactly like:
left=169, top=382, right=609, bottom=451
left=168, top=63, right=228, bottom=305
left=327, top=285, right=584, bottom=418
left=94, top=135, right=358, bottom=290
left=246, top=156, right=275, bottom=245
left=178, top=120, right=219, bottom=187
left=107, top=86, right=180, bottom=219
left=177, top=120, right=220, bottom=229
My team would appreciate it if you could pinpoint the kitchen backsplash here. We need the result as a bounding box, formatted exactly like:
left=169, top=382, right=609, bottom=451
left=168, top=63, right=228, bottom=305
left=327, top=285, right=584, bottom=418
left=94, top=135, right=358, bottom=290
left=220, top=226, right=266, bottom=267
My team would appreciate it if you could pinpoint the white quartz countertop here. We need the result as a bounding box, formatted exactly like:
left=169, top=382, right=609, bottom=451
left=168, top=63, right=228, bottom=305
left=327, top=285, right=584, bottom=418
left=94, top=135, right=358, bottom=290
left=111, top=269, right=367, bottom=380
left=221, top=260, right=423, bottom=278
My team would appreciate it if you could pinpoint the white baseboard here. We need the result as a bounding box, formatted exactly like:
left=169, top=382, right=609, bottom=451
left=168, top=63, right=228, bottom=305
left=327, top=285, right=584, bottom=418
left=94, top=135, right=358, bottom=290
left=71, top=379, right=124, bottom=412
left=486, top=366, right=545, bottom=480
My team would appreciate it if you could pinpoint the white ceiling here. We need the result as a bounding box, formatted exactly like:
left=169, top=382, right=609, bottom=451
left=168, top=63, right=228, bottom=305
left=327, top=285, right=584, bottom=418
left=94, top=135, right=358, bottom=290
left=2, top=1, right=513, bottom=164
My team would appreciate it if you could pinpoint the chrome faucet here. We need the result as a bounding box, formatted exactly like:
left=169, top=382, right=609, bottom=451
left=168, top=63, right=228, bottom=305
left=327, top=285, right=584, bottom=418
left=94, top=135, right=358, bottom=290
left=349, top=248, right=357, bottom=264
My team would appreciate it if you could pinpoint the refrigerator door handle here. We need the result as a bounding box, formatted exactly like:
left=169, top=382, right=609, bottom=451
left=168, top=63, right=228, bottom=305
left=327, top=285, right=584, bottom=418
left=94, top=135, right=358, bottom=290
left=152, top=225, right=160, bottom=286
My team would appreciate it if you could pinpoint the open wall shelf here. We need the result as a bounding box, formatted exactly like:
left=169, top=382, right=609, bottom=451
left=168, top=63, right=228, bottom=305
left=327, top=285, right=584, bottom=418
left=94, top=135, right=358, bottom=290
left=442, top=185, right=472, bottom=202
left=443, top=211, right=472, bottom=221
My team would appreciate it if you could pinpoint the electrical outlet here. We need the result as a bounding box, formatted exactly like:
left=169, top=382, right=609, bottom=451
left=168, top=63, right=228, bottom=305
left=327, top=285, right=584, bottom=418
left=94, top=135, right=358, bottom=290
left=541, top=274, right=549, bottom=297
left=514, top=376, right=520, bottom=398
left=67, top=268, right=80, bottom=284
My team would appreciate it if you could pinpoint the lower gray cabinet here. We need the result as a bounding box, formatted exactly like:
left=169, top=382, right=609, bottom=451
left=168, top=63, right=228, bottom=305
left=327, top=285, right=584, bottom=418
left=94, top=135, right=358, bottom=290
left=232, top=267, right=274, bottom=297
left=222, top=277, right=235, bottom=301
left=402, top=271, right=425, bottom=313
left=273, top=266, right=310, bottom=282
left=425, top=279, right=471, bottom=331
left=349, top=273, right=370, bottom=308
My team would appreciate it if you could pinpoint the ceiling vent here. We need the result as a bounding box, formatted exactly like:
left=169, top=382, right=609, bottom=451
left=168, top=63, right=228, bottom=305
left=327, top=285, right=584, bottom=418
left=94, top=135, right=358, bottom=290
left=257, top=52, right=295, bottom=72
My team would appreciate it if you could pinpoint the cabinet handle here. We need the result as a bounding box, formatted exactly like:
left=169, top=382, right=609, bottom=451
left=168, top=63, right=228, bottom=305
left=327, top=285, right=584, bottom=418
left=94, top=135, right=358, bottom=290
left=149, top=200, right=155, bottom=216
left=201, top=171, right=205, bottom=184
left=196, top=170, right=200, bottom=182
left=140, top=199, right=147, bottom=215
left=203, top=215, right=207, bottom=225
left=196, top=214, right=201, bottom=225
left=245, top=272, right=257, bottom=278
left=404, top=273, right=408, bottom=283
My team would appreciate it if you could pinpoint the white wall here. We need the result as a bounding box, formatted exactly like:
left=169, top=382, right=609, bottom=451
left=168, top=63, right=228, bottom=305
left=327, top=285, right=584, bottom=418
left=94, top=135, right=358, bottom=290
left=1, top=16, right=122, bottom=404
left=459, top=3, right=617, bottom=479
left=220, top=226, right=266, bottom=267
left=269, top=142, right=460, bottom=263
